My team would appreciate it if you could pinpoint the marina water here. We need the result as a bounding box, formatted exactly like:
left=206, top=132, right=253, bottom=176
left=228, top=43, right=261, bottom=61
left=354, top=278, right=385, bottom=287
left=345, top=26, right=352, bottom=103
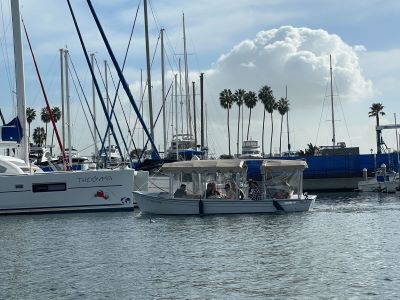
left=1, top=192, right=400, bottom=299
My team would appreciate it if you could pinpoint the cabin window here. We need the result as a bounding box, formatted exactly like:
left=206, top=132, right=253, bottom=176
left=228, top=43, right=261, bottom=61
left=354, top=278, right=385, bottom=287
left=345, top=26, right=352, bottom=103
left=0, top=165, right=6, bottom=173
left=32, top=182, right=67, bottom=193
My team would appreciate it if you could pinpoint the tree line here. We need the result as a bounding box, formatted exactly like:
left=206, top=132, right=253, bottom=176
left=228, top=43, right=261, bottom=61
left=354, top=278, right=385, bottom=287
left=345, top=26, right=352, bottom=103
left=26, top=106, right=61, bottom=147
left=219, top=85, right=289, bottom=157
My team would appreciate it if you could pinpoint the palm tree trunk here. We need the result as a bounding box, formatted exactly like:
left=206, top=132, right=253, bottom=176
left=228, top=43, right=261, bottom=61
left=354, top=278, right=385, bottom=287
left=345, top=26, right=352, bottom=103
left=28, top=123, right=31, bottom=143
left=279, top=115, right=283, bottom=156
left=376, top=115, right=381, bottom=154
left=227, top=108, right=231, bottom=156
left=247, top=108, right=252, bottom=140
left=45, top=123, right=48, bottom=145
left=51, top=128, right=55, bottom=155
left=262, top=109, right=266, bottom=156
left=241, top=106, right=244, bottom=148
left=269, top=112, right=274, bottom=157
left=237, top=106, right=240, bottom=157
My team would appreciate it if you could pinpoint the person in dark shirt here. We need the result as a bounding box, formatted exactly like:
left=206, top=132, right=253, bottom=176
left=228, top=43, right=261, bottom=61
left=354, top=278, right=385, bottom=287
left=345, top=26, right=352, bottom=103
left=174, top=184, right=187, bottom=198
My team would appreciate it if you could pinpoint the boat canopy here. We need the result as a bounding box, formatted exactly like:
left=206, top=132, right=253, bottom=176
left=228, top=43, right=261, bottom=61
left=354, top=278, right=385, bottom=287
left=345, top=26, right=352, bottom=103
left=260, top=159, right=308, bottom=173
left=162, top=159, right=247, bottom=173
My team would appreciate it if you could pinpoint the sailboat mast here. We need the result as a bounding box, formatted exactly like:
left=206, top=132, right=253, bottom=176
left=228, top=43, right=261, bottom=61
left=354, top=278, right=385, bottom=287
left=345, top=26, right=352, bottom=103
left=330, top=54, right=336, bottom=147
left=175, top=73, right=179, bottom=160
left=143, top=0, right=154, bottom=141
left=11, top=0, right=28, bottom=164
left=91, top=53, right=97, bottom=162
left=140, top=69, right=144, bottom=148
left=192, top=81, right=197, bottom=146
left=286, top=85, right=291, bottom=153
left=161, top=28, right=167, bottom=153
left=200, top=73, right=204, bottom=148
left=60, top=49, right=66, bottom=150
left=104, top=60, right=111, bottom=163
left=179, top=58, right=184, bottom=134
left=64, top=49, right=73, bottom=168
left=182, top=13, right=191, bottom=136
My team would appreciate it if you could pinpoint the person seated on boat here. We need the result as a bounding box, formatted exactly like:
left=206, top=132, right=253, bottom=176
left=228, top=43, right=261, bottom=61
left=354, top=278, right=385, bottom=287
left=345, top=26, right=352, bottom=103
left=205, top=182, right=221, bottom=198
left=211, top=182, right=221, bottom=198
left=273, top=180, right=294, bottom=199
left=174, top=184, right=188, bottom=198
left=231, top=181, right=245, bottom=200
left=224, top=183, right=236, bottom=199
left=248, top=180, right=262, bottom=201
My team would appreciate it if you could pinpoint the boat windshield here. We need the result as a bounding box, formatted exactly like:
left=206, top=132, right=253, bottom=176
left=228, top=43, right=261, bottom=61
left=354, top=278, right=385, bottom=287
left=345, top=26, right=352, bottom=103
left=262, top=170, right=302, bottom=199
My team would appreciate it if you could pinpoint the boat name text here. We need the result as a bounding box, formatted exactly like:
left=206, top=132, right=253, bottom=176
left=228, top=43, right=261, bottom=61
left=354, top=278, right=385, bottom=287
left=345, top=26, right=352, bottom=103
left=78, top=175, right=113, bottom=183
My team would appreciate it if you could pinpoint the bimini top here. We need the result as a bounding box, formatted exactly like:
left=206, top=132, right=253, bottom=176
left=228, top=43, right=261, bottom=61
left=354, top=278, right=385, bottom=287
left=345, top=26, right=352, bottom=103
left=162, top=159, right=247, bottom=173
left=260, top=159, right=308, bottom=173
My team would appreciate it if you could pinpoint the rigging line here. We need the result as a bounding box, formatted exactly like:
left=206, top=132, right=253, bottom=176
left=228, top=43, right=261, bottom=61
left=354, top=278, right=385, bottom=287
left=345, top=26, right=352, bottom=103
left=315, top=85, right=329, bottom=146
left=67, top=0, right=125, bottom=162
left=334, top=78, right=352, bottom=147
left=85, top=0, right=161, bottom=159
left=138, top=81, right=173, bottom=161
left=186, top=23, right=201, bottom=73
left=100, top=1, right=145, bottom=155
left=106, top=62, right=139, bottom=156
left=101, top=0, right=142, bottom=158
left=148, top=0, right=179, bottom=78
left=21, top=18, right=70, bottom=170
left=90, top=0, right=142, bottom=161
left=130, top=32, right=160, bottom=137
left=164, top=31, right=179, bottom=72
left=68, top=60, right=96, bottom=144
left=0, top=1, right=15, bottom=106
left=148, top=0, right=161, bottom=33
left=67, top=53, right=101, bottom=143
left=93, top=56, right=132, bottom=164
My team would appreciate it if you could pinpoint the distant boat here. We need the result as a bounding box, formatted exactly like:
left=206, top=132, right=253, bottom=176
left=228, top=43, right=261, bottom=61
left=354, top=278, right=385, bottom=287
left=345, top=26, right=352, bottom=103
left=240, top=140, right=262, bottom=158
left=357, top=164, right=399, bottom=193
left=165, top=134, right=207, bottom=161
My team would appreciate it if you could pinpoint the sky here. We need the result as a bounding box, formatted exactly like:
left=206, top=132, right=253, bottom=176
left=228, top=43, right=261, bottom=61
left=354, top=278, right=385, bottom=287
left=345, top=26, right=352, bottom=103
left=1, top=0, right=400, bottom=157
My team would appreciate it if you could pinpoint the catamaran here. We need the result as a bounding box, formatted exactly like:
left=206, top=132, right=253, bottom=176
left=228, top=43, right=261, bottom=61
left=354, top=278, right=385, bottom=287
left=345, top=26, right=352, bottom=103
left=0, top=0, right=146, bottom=215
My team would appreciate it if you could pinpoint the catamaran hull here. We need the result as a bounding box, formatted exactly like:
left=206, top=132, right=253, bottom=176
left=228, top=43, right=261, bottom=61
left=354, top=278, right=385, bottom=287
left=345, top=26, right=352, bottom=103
left=0, top=169, right=135, bottom=215
left=133, top=192, right=315, bottom=215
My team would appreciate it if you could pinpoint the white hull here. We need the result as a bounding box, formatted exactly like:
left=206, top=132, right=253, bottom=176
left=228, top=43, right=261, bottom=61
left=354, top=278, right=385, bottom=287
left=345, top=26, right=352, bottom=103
left=133, top=192, right=315, bottom=215
left=0, top=169, right=135, bottom=215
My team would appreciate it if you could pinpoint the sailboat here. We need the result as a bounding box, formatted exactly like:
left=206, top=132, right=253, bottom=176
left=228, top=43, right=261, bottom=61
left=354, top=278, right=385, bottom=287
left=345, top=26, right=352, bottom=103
left=0, top=0, right=137, bottom=215
left=164, top=13, right=207, bottom=161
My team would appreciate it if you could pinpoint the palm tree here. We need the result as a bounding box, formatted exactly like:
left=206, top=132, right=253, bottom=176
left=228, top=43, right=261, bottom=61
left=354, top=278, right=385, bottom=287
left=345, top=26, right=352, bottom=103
left=26, top=107, right=36, bottom=142
left=368, top=102, right=385, bottom=154
left=233, top=89, right=245, bottom=156
left=243, top=91, right=257, bottom=141
left=32, top=127, right=46, bottom=146
left=219, top=89, right=234, bottom=156
left=40, top=107, right=51, bottom=145
left=277, top=97, right=289, bottom=156
left=258, top=85, right=276, bottom=157
left=50, top=106, right=62, bottom=154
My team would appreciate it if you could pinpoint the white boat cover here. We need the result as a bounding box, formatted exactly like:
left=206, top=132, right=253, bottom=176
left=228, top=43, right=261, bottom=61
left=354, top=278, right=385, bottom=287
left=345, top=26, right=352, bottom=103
left=162, top=159, right=247, bottom=173
left=260, top=159, right=308, bottom=173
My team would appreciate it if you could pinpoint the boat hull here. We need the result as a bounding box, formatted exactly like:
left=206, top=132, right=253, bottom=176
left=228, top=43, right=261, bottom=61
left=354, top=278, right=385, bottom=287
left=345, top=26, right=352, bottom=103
left=0, top=169, right=135, bottom=215
left=133, top=192, right=315, bottom=215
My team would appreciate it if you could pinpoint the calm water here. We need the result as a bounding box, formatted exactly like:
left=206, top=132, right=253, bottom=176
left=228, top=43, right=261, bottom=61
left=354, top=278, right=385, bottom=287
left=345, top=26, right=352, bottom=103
left=1, top=192, right=400, bottom=299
